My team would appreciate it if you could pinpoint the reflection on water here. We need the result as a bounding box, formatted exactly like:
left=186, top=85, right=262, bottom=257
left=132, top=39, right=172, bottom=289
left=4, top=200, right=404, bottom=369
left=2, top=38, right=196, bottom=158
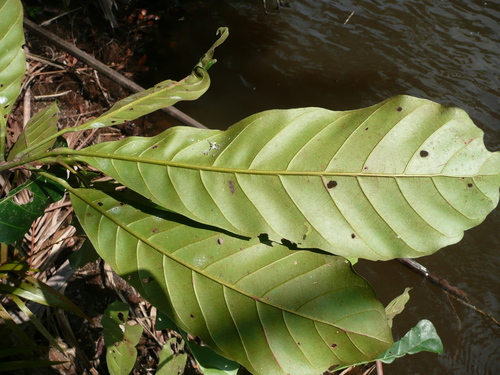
left=139, top=1, right=499, bottom=374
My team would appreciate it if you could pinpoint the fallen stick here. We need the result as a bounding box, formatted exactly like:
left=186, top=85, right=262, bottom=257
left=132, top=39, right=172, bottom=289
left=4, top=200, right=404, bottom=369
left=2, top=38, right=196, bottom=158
left=23, top=18, right=208, bottom=129
left=397, top=258, right=500, bottom=327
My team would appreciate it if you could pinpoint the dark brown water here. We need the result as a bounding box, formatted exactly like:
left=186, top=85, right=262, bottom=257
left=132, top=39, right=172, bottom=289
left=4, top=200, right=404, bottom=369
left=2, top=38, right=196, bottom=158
left=138, top=1, right=500, bottom=373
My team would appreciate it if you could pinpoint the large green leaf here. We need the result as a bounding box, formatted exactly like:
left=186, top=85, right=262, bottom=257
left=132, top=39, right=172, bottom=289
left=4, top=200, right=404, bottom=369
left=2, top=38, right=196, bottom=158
left=70, top=95, right=500, bottom=260
left=71, top=188, right=392, bottom=375
left=7, top=102, right=59, bottom=160
left=0, top=0, right=25, bottom=115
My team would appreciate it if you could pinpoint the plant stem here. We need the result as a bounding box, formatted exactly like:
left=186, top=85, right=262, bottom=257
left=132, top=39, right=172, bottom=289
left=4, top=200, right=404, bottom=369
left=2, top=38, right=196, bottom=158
left=10, top=127, right=77, bottom=161
left=0, top=113, right=6, bottom=162
left=0, top=148, right=76, bottom=173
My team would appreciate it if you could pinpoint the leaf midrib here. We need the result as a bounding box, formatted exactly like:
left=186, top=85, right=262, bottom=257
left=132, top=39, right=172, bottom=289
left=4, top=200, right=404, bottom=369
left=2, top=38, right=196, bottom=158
left=70, top=150, right=495, bottom=178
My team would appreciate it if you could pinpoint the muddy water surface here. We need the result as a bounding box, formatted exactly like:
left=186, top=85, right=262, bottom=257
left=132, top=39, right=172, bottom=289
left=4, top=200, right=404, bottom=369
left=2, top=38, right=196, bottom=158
left=138, top=1, right=500, bottom=374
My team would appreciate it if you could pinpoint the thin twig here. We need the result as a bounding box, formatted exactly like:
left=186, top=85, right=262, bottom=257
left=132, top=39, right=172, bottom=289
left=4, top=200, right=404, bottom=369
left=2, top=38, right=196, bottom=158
left=26, top=51, right=68, bottom=70
left=40, top=7, right=82, bottom=27
left=34, top=90, right=72, bottom=101
left=60, top=108, right=104, bottom=119
left=397, top=258, right=500, bottom=327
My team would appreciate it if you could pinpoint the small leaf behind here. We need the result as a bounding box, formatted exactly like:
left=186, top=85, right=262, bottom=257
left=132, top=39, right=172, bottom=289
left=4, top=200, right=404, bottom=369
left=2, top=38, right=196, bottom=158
left=385, top=287, right=412, bottom=328
left=156, top=338, right=187, bottom=375
left=102, top=301, right=143, bottom=375
left=156, top=311, right=239, bottom=375
left=333, top=319, right=443, bottom=372
left=187, top=342, right=239, bottom=375
left=377, top=319, right=443, bottom=364
left=0, top=175, right=64, bottom=244
left=8, top=102, right=59, bottom=160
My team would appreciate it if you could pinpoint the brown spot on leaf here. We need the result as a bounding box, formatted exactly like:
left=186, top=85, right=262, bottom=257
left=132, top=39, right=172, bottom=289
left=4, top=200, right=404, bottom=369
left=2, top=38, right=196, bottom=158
left=396, top=106, right=403, bottom=112
left=331, top=343, right=338, bottom=349
left=420, top=150, right=429, bottom=157
left=228, top=180, right=235, bottom=195
left=151, top=145, right=158, bottom=149
left=217, top=238, right=224, bottom=245
left=351, top=233, right=356, bottom=239
left=152, top=228, right=158, bottom=233
left=467, top=183, right=473, bottom=188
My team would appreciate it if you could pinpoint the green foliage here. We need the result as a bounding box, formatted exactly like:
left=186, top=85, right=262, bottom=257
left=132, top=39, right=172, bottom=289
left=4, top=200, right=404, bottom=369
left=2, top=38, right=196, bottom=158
left=0, top=0, right=25, bottom=113
left=7, top=102, right=59, bottom=161
left=71, top=188, right=392, bottom=373
left=0, top=0, right=499, bottom=374
left=69, top=97, right=499, bottom=260
left=102, top=301, right=143, bottom=375
left=156, top=311, right=244, bottom=375
left=333, top=319, right=443, bottom=371
left=385, top=287, right=412, bottom=328
left=157, top=337, right=188, bottom=375
left=0, top=261, right=88, bottom=371
left=0, top=0, right=26, bottom=161
left=0, top=175, right=64, bottom=243
left=377, top=319, right=443, bottom=364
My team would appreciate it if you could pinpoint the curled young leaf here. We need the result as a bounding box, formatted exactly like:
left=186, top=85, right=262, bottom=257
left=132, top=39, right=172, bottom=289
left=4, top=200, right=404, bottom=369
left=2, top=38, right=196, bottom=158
left=75, top=27, right=229, bottom=131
